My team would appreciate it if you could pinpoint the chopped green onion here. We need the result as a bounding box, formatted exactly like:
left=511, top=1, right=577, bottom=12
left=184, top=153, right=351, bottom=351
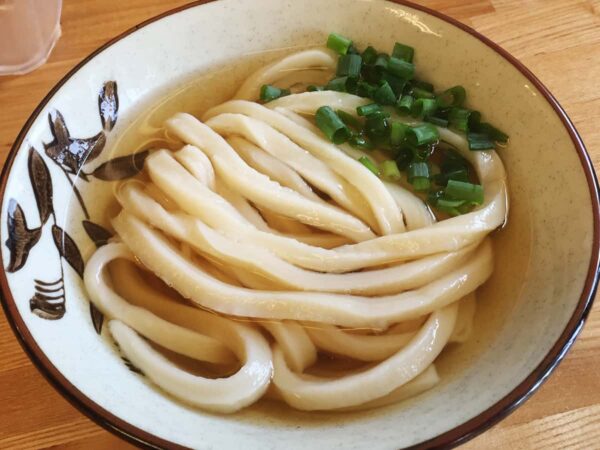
left=260, top=85, right=290, bottom=102
left=428, top=189, right=444, bottom=205
left=408, top=161, right=430, bottom=180
left=361, top=46, right=378, bottom=65
left=445, top=180, right=484, bottom=204
left=467, top=132, right=495, bottom=150
left=467, top=110, right=482, bottom=130
left=387, top=57, right=415, bottom=79
left=412, top=87, right=436, bottom=99
left=448, top=107, right=472, bottom=132
left=356, top=103, right=382, bottom=117
left=365, top=113, right=390, bottom=139
left=414, top=143, right=435, bottom=161
left=390, top=121, right=409, bottom=147
left=397, top=94, right=414, bottom=114
left=373, top=80, right=396, bottom=105
left=315, top=106, right=351, bottom=144
left=407, top=123, right=440, bottom=146
left=336, top=109, right=361, bottom=129
left=381, top=72, right=406, bottom=96
left=434, top=168, right=469, bottom=186
left=337, top=54, right=362, bottom=77
left=327, top=33, right=353, bottom=55
left=358, top=156, right=380, bottom=175
left=411, top=98, right=438, bottom=119
left=349, top=133, right=373, bottom=150
left=426, top=115, right=449, bottom=127
left=381, top=160, right=401, bottom=180
left=392, top=42, right=414, bottom=62
left=436, top=199, right=463, bottom=216
left=326, top=76, right=350, bottom=92
left=476, top=123, right=509, bottom=144
left=412, top=80, right=434, bottom=92
left=437, top=86, right=466, bottom=108
left=347, top=44, right=360, bottom=55
left=307, top=85, right=324, bottom=92
left=374, top=54, right=389, bottom=71
left=395, top=147, right=412, bottom=170
left=357, top=81, right=377, bottom=98
left=412, top=177, right=430, bottom=191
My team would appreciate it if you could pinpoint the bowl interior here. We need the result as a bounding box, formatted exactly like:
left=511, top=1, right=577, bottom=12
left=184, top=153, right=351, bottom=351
left=1, top=0, right=596, bottom=448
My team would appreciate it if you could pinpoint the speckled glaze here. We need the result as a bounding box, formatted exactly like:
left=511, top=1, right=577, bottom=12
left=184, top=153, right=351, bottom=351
left=1, top=0, right=598, bottom=449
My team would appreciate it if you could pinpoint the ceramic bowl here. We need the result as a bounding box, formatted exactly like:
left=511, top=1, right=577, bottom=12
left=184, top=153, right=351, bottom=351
left=1, top=0, right=598, bottom=448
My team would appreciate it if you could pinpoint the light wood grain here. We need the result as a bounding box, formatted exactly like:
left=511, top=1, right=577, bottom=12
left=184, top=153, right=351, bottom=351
left=0, top=1, right=598, bottom=449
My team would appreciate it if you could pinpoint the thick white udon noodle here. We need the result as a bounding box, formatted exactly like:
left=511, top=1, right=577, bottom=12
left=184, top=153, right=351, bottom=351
left=83, top=48, right=508, bottom=413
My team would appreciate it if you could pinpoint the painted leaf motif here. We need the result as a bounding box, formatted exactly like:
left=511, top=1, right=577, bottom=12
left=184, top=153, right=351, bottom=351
left=92, top=150, right=149, bottom=181
left=82, top=220, right=112, bottom=247
left=30, top=292, right=66, bottom=320
left=90, top=303, right=104, bottom=334
left=47, top=109, right=70, bottom=145
left=51, top=225, right=84, bottom=278
left=27, top=148, right=53, bottom=224
left=44, top=109, right=106, bottom=172
left=99, top=81, right=119, bottom=132
left=81, top=220, right=111, bottom=334
left=5, top=199, right=42, bottom=272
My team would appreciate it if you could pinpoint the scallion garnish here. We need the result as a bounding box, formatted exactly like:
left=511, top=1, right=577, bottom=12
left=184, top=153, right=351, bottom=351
left=374, top=54, right=389, bottom=72
left=448, top=107, right=472, bottom=132
left=325, top=76, right=349, bottom=92
left=408, top=161, right=430, bottom=191
left=356, top=103, right=382, bottom=117
left=467, top=132, right=495, bottom=150
left=407, top=123, right=439, bottom=146
left=307, top=85, right=324, bottom=92
left=437, top=86, right=466, bottom=108
left=362, top=46, right=378, bottom=65
left=381, top=160, right=401, bottom=180
left=327, top=33, right=353, bottom=55
left=260, top=84, right=290, bottom=102
left=381, top=72, right=406, bottom=96
left=373, top=80, right=396, bottom=105
left=358, top=156, right=380, bottom=175
left=387, top=57, right=415, bottom=79
left=445, top=180, right=484, bottom=204
left=349, top=133, right=373, bottom=150
left=337, top=54, right=362, bottom=77
left=392, top=42, right=414, bottom=62
left=395, top=147, right=412, bottom=170
left=412, top=80, right=434, bottom=92
left=390, top=121, right=409, bottom=147
left=426, top=116, right=449, bottom=127
left=411, top=98, right=438, bottom=119
left=315, top=106, right=351, bottom=144
left=412, top=177, right=431, bottom=191
left=397, top=94, right=414, bottom=114
left=336, top=109, right=361, bottom=129
left=476, top=123, right=509, bottom=144
left=308, top=33, right=509, bottom=216
left=357, top=81, right=377, bottom=98
left=434, top=168, right=469, bottom=186
left=365, top=113, right=390, bottom=139
left=412, top=87, right=436, bottom=99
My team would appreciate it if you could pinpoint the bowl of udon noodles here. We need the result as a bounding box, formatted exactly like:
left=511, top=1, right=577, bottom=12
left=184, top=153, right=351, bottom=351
left=1, top=0, right=598, bottom=448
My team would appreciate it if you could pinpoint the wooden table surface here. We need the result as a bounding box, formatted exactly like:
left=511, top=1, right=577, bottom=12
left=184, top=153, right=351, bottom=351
left=0, top=0, right=599, bottom=448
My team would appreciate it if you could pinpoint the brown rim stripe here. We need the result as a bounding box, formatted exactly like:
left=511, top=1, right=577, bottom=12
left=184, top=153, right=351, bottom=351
left=0, top=1, right=598, bottom=449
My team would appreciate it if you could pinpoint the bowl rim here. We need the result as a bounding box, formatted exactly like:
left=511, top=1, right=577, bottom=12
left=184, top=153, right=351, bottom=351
left=1, top=0, right=598, bottom=449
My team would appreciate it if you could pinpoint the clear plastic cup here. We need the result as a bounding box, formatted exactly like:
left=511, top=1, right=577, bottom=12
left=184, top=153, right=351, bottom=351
left=0, top=0, right=62, bottom=75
